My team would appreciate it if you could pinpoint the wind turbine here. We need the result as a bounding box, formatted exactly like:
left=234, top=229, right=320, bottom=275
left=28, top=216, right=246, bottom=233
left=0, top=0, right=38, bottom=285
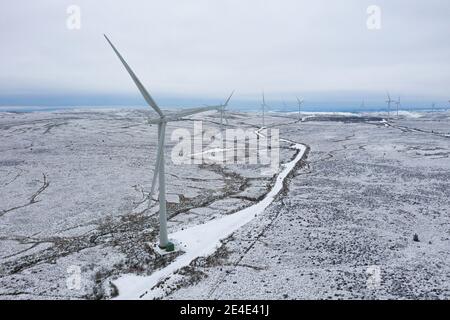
left=430, top=102, right=436, bottom=132
left=296, top=97, right=304, bottom=121
left=261, top=91, right=268, bottom=127
left=219, top=91, right=234, bottom=130
left=395, top=96, right=401, bottom=118
left=386, top=92, right=394, bottom=121
left=104, top=35, right=225, bottom=251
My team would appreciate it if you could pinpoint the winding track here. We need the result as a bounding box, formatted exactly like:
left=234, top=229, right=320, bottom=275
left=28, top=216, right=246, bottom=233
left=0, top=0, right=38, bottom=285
left=112, top=126, right=309, bottom=299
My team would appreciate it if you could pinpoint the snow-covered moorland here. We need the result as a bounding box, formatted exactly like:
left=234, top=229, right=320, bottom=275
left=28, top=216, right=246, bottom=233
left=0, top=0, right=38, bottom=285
left=0, top=109, right=449, bottom=299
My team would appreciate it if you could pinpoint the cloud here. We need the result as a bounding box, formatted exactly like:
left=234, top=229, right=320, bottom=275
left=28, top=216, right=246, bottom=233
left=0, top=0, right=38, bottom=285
left=0, top=0, right=449, bottom=106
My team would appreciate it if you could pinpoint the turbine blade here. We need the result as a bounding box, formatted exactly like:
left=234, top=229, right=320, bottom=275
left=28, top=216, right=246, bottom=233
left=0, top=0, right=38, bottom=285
left=224, top=90, right=235, bottom=106
left=167, top=105, right=221, bottom=120
left=148, top=123, right=166, bottom=207
left=104, top=34, right=164, bottom=117
left=148, top=157, right=160, bottom=204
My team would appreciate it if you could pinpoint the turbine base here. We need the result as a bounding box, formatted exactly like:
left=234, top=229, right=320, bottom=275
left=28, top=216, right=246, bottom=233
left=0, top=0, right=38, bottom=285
left=159, top=241, right=175, bottom=252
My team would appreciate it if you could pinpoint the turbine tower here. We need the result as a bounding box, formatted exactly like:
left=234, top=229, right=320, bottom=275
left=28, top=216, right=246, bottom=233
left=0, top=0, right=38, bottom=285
left=386, top=92, right=394, bottom=122
left=104, top=35, right=225, bottom=251
left=296, top=97, right=304, bottom=121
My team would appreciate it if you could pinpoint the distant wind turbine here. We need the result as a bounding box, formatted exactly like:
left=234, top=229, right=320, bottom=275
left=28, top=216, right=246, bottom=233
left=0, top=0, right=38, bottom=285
left=104, top=35, right=223, bottom=251
left=395, top=96, right=401, bottom=118
left=431, top=102, right=436, bottom=132
left=261, top=91, right=268, bottom=127
left=218, top=91, right=234, bottom=131
left=386, top=92, right=394, bottom=121
left=296, top=97, right=304, bottom=121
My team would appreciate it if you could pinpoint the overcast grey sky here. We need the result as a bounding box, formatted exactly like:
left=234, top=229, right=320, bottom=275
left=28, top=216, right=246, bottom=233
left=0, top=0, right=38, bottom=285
left=0, top=0, right=449, bottom=107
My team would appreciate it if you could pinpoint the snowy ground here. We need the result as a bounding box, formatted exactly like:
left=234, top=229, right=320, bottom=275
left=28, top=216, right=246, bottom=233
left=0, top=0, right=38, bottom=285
left=0, top=109, right=449, bottom=299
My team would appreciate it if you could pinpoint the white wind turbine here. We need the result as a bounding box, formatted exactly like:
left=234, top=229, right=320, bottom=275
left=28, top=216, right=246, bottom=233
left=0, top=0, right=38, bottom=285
left=386, top=92, right=394, bottom=122
left=104, top=35, right=224, bottom=251
left=261, top=91, right=268, bottom=127
left=296, top=97, right=304, bottom=121
left=219, top=91, right=234, bottom=130
left=395, top=96, right=401, bottom=118
left=430, top=102, right=436, bottom=132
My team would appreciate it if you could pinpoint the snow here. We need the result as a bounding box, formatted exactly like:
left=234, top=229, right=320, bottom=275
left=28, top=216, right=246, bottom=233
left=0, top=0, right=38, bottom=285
left=395, top=111, right=424, bottom=118
left=168, top=113, right=450, bottom=300
left=271, top=111, right=361, bottom=117
left=113, top=137, right=307, bottom=299
left=1, top=108, right=449, bottom=299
